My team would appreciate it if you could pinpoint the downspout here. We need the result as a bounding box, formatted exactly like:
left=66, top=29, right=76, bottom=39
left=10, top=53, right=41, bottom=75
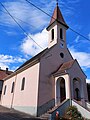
left=11, top=72, right=17, bottom=109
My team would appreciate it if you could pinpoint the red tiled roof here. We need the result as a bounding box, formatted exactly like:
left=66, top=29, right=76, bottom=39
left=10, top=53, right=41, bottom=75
left=59, top=60, right=75, bottom=71
left=47, top=4, right=68, bottom=29
left=16, top=48, right=48, bottom=71
left=0, top=70, right=13, bottom=80
left=53, top=60, right=75, bottom=75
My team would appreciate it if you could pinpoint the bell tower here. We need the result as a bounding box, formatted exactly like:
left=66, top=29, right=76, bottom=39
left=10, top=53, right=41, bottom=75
left=46, top=2, right=69, bottom=48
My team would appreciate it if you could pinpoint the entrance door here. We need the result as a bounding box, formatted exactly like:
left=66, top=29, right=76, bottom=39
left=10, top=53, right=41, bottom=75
left=60, top=78, right=66, bottom=102
left=56, top=77, right=66, bottom=105
left=75, top=88, right=80, bottom=100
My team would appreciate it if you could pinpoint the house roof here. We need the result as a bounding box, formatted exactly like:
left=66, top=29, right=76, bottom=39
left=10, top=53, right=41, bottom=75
left=0, top=69, right=13, bottom=80
left=52, top=59, right=86, bottom=77
left=52, top=60, right=75, bottom=75
left=47, top=4, right=68, bottom=30
left=4, top=47, right=54, bottom=80
left=16, top=48, right=48, bottom=71
left=59, top=60, right=75, bottom=72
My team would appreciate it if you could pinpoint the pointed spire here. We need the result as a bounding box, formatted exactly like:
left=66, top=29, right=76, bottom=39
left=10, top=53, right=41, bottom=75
left=47, top=3, right=69, bottom=30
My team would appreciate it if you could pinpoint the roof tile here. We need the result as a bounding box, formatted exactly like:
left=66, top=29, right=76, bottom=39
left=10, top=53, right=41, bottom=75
left=0, top=70, right=13, bottom=80
left=47, top=4, right=68, bottom=29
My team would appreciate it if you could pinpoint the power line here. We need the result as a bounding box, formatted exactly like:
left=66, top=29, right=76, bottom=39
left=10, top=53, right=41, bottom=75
left=0, top=9, right=37, bottom=29
left=0, top=2, right=43, bottom=49
left=25, top=0, right=52, bottom=19
left=0, top=0, right=89, bottom=49
left=25, top=0, right=90, bottom=42
left=69, top=28, right=90, bottom=42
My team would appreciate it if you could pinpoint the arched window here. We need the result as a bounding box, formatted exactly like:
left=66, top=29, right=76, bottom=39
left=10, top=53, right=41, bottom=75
left=56, top=77, right=66, bottom=104
left=11, top=82, right=14, bottom=93
left=51, top=29, right=54, bottom=40
left=60, top=78, right=66, bottom=102
left=73, top=78, right=81, bottom=101
left=4, top=85, right=7, bottom=95
left=21, top=77, right=25, bottom=90
left=75, top=88, right=80, bottom=100
left=60, top=28, right=63, bottom=39
left=60, top=53, right=64, bottom=58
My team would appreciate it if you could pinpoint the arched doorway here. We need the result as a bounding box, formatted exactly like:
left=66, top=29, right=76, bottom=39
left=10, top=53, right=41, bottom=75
left=56, top=77, right=66, bottom=104
left=73, top=78, right=81, bottom=101
left=75, top=88, right=80, bottom=100
left=60, top=78, right=66, bottom=102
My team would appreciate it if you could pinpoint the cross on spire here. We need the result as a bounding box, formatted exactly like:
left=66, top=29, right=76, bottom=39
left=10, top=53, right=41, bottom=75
left=56, top=0, right=58, bottom=5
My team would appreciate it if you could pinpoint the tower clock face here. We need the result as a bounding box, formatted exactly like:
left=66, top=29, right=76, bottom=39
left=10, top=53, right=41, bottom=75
left=60, top=43, right=64, bottom=48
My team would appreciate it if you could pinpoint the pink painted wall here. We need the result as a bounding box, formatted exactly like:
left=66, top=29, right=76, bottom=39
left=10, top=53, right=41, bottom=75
left=1, top=62, right=40, bottom=112
left=13, top=63, right=40, bottom=107
left=1, top=76, right=16, bottom=108
left=38, top=44, right=73, bottom=106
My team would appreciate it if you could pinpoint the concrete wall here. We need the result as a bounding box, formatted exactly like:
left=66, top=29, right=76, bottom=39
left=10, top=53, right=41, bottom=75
left=72, top=100, right=90, bottom=119
left=51, top=99, right=70, bottom=120
left=86, top=102, right=90, bottom=110
left=37, top=99, right=55, bottom=116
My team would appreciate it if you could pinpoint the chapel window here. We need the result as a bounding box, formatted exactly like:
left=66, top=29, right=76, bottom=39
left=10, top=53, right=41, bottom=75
left=21, top=77, right=25, bottom=91
left=51, top=29, right=54, bottom=40
left=60, top=53, right=64, bottom=58
left=11, top=82, right=14, bottom=93
left=60, top=28, right=63, bottom=39
left=4, top=85, right=7, bottom=95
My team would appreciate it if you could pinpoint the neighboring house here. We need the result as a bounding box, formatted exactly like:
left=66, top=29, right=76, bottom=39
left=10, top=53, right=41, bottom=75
left=87, top=83, right=90, bottom=102
left=0, top=3, right=90, bottom=119
left=0, top=68, right=13, bottom=97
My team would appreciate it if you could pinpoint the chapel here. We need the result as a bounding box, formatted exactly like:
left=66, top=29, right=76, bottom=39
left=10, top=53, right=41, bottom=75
left=1, top=2, right=90, bottom=119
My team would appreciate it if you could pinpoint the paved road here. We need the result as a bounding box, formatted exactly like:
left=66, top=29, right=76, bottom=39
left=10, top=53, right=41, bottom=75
left=0, top=105, right=43, bottom=120
left=0, top=113, right=19, bottom=120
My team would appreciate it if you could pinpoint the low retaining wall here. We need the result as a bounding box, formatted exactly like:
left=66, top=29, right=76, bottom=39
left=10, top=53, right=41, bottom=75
left=72, top=100, right=90, bottom=119
left=37, top=99, right=55, bottom=116
left=86, top=102, right=90, bottom=110
left=50, top=99, right=70, bottom=120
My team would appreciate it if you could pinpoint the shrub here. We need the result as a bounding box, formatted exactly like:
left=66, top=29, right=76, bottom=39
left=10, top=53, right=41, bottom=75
left=64, top=106, right=84, bottom=120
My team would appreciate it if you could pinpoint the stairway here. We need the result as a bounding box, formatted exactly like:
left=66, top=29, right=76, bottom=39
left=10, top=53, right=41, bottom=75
left=40, top=104, right=63, bottom=120
left=40, top=99, right=69, bottom=120
left=40, top=113, right=51, bottom=120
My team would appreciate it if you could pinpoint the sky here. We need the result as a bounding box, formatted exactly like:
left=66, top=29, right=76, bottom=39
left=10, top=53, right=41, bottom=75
left=0, top=0, right=90, bottom=83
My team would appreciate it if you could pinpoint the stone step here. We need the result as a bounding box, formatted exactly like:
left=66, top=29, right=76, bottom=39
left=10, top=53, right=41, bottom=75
left=40, top=113, right=50, bottom=120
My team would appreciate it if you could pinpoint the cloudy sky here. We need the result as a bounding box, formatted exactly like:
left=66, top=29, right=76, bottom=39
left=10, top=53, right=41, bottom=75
left=0, top=0, right=90, bottom=82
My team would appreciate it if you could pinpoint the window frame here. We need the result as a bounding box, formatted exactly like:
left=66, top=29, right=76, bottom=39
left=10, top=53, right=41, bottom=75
left=21, top=77, right=25, bottom=91
left=60, top=53, right=64, bottom=58
left=4, top=85, right=7, bottom=95
left=51, top=29, right=54, bottom=40
left=60, top=28, right=63, bottom=39
left=11, top=82, right=14, bottom=93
